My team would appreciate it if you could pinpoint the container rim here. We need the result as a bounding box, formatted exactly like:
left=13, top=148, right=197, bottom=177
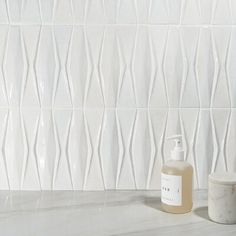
left=209, top=172, right=236, bottom=185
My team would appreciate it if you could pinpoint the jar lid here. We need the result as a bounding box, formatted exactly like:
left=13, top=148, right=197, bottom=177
left=209, top=172, right=236, bottom=185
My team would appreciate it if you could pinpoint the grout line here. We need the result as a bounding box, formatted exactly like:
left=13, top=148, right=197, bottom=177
left=0, top=107, right=235, bottom=110
left=1, top=23, right=236, bottom=27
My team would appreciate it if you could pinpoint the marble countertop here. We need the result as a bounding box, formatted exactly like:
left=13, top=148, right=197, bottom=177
left=0, top=190, right=235, bottom=236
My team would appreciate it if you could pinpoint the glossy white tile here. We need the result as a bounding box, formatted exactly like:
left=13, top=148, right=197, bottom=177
left=0, top=0, right=235, bottom=190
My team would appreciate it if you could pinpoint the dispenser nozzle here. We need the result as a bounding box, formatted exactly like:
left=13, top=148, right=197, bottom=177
left=166, top=134, right=184, bottom=161
left=167, top=135, right=182, bottom=147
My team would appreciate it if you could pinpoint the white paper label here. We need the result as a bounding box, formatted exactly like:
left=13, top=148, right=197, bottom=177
left=161, top=173, right=182, bottom=206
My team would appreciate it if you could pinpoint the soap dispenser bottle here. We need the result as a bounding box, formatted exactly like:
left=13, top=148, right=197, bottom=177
left=161, top=135, right=193, bottom=214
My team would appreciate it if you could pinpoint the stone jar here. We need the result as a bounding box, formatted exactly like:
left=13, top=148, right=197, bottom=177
left=208, top=172, right=236, bottom=224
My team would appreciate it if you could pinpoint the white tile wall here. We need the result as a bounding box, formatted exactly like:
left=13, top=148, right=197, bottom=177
left=0, top=0, right=235, bottom=190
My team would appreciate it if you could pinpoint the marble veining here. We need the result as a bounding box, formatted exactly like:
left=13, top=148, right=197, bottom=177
left=0, top=190, right=235, bottom=236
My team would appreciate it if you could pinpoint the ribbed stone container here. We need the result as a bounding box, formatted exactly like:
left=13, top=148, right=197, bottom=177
left=208, top=173, right=236, bottom=224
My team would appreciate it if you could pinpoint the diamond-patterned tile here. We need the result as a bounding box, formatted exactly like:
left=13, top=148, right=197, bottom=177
left=35, top=26, right=58, bottom=107
left=196, top=28, right=215, bottom=108
left=0, top=0, right=235, bottom=190
left=36, top=109, right=56, bottom=190
left=4, top=26, right=26, bottom=106
left=164, top=28, right=183, bottom=107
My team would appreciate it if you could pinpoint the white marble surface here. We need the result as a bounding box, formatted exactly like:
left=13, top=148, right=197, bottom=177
left=0, top=191, right=235, bottom=236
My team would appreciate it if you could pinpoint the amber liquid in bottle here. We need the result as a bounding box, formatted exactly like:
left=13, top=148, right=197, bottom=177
left=161, top=160, right=193, bottom=214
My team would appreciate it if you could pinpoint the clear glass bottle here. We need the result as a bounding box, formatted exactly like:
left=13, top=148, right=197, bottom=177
left=161, top=135, right=193, bottom=214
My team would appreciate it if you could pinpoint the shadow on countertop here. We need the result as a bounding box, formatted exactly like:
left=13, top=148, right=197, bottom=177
left=142, top=196, right=163, bottom=212
left=194, top=206, right=210, bottom=221
left=139, top=195, right=210, bottom=219
left=144, top=198, right=211, bottom=219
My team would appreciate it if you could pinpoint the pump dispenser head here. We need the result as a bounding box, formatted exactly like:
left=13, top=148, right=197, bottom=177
left=167, top=135, right=184, bottom=161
